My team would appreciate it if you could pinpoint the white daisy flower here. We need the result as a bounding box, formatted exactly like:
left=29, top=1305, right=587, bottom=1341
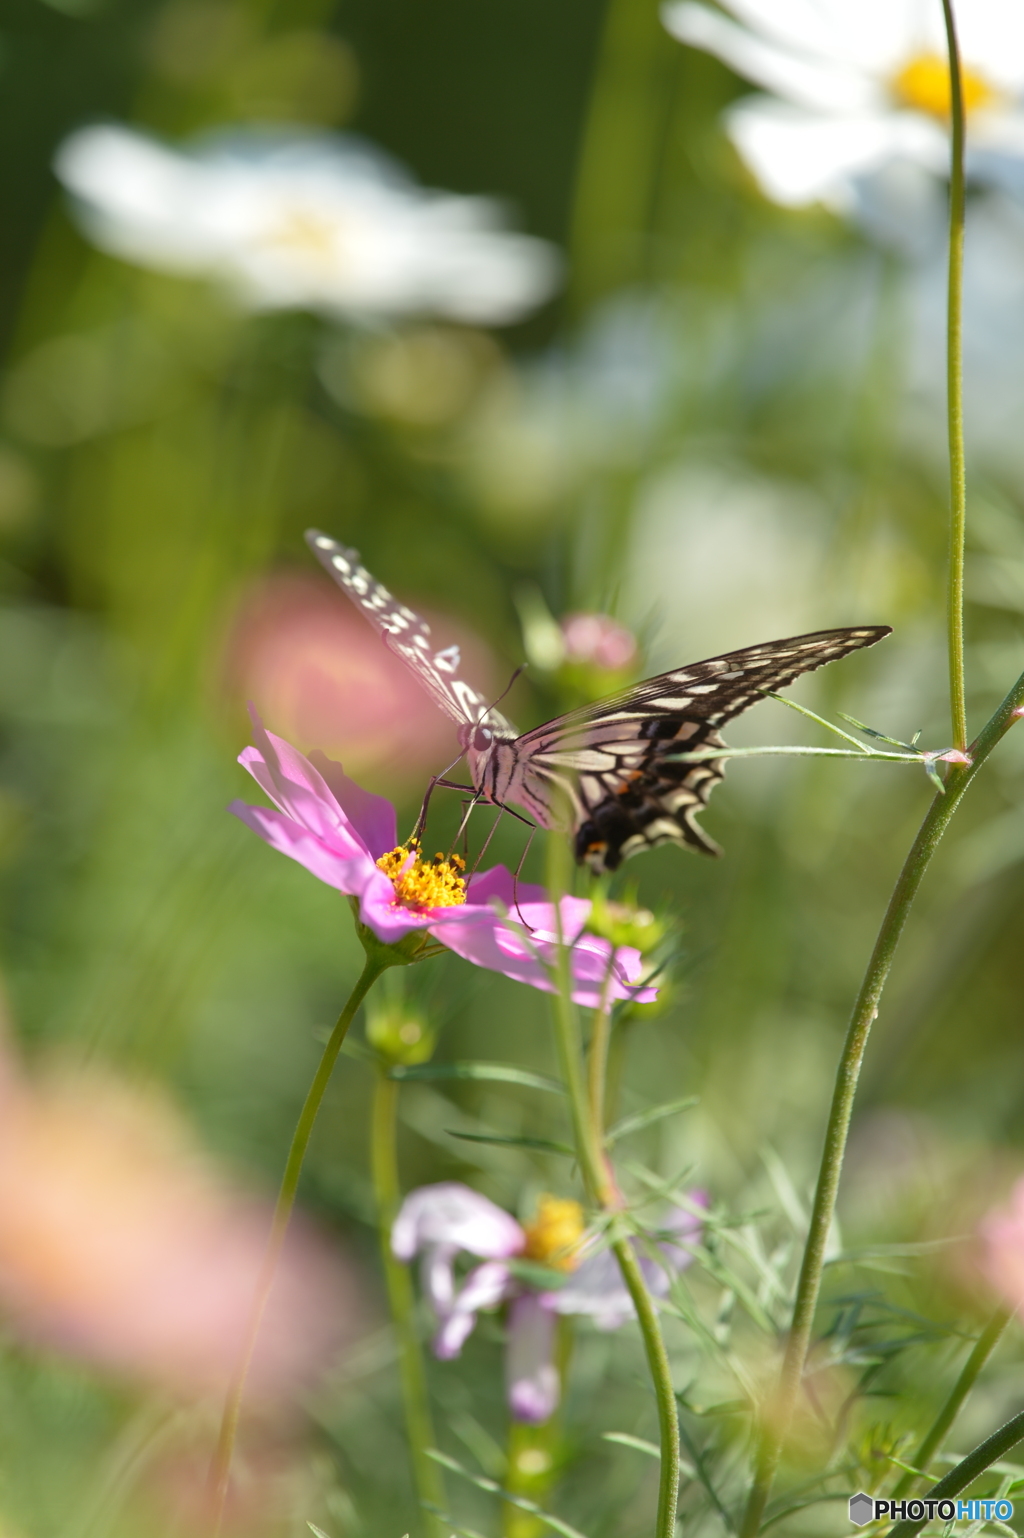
left=662, top=0, right=1024, bottom=210
left=54, top=125, right=560, bottom=324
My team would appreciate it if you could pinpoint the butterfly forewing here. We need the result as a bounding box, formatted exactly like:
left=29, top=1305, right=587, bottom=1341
left=502, top=626, right=892, bottom=871
left=306, top=529, right=515, bottom=734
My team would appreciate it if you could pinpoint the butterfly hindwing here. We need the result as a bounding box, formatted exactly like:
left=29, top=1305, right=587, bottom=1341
left=503, top=626, right=892, bottom=872
left=306, top=529, right=513, bottom=732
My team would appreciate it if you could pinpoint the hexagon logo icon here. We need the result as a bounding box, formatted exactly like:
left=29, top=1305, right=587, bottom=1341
left=848, top=1492, right=875, bottom=1526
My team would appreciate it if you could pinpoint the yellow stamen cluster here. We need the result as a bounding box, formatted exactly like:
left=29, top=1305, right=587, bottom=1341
left=521, top=1195, right=586, bottom=1273
left=375, top=841, right=467, bottom=910
left=893, top=53, right=996, bottom=119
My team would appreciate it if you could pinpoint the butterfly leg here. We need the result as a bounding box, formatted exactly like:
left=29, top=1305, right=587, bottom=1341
left=410, top=755, right=471, bottom=845
left=509, top=819, right=539, bottom=928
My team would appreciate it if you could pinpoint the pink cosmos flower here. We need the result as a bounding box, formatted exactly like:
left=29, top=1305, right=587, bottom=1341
left=0, top=1065, right=358, bottom=1399
left=978, top=1176, right=1024, bottom=1311
left=230, top=711, right=657, bottom=1007
left=392, top=1182, right=706, bottom=1423
left=222, top=573, right=495, bottom=790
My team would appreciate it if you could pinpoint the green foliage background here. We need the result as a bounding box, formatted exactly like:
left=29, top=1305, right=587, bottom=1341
left=1, top=0, right=1024, bottom=1532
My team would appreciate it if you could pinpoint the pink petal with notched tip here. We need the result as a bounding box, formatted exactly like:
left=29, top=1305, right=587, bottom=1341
left=431, top=904, right=656, bottom=1007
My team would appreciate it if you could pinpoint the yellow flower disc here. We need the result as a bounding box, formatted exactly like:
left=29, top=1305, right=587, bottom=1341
left=893, top=52, right=996, bottom=118
left=376, top=842, right=467, bottom=910
left=522, top=1195, right=586, bottom=1273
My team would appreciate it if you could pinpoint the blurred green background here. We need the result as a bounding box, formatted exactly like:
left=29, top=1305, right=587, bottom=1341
left=2, top=0, right=1024, bottom=1532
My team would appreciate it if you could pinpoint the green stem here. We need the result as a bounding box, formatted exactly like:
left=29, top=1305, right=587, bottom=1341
left=943, top=0, right=968, bottom=753
left=738, top=672, right=1024, bottom=1538
left=612, top=1234, right=682, bottom=1537
left=891, top=1307, right=1012, bottom=1499
left=371, top=1071, right=448, bottom=1538
left=545, top=833, right=680, bottom=1538
left=207, top=952, right=386, bottom=1531
left=888, top=1405, right=1024, bottom=1536
left=586, top=967, right=620, bottom=1148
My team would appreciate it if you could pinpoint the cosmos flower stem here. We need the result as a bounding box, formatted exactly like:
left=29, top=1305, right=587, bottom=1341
left=586, top=965, right=620, bottom=1155
left=207, top=951, right=388, bottom=1533
left=890, top=1305, right=1012, bottom=1500
left=943, top=0, right=968, bottom=754
left=371, top=1070, right=448, bottom=1538
left=546, top=830, right=681, bottom=1538
left=738, top=668, right=1024, bottom=1538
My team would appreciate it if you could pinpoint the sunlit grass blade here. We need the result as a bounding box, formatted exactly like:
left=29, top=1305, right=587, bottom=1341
left=446, top=1129, right=575, bottom=1156
left=389, top=1061, right=565, bottom=1094
left=602, top=1432, right=660, bottom=1459
left=605, top=1095, right=698, bottom=1146
left=426, top=1450, right=591, bottom=1538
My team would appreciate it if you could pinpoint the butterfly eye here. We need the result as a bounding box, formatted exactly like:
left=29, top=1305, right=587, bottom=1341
left=472, top=724, right=493, bottom=751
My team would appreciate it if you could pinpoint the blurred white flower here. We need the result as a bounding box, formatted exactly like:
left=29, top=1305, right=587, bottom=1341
left=54, top=125, right=560, bottom=324
left=663, top=0, right=1024, bottom=210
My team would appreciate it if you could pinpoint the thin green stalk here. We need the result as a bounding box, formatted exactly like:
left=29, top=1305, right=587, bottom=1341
left=943, top=0, right=968, bottom=753
left=207, top=952, right=386, bottom=1531
left=586, top=967, right=620, bottom=1149
left=371, top=1071, right=447, bottom=1538
left=888, top=1405, right=1024, bottom=1536
left=891, top=1307, right=1011, bottom=1499
left=738, top=672, right=1024, bottom=1538
left=545, top=832, right=681, bottom=1538
left=612, top=1234, right=683, bottom=1537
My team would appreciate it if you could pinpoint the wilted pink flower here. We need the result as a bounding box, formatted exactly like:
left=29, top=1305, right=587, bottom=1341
left=393, top=1182, right=705, bottom=1422
left=0, top=1067, right=358, bottom=1399
left=230, top=711, right=657, bottom=1006
left=223, top=573, right=491, bottom=788
left=561, top=613, right=638, bottom=673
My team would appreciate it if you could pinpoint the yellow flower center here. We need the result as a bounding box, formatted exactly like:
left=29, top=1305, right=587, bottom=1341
left=521, top=1195, right=585, bottom=1273
left=260, top=209, right=341, bottom=259
left=893, top=52, right=997, bottom=118
left=375, top=841, right=467, bottom=910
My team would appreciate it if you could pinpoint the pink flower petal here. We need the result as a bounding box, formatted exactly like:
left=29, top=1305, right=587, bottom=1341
left=506, top=1293, right=560, bottom=1423
left=307, top=748, right=397, bottom=857
left=229, top=801, right=372, bottom=895
left=392, top=1183, right=525, bottom=1261
left=433, top=1259, right=515, bottom=1359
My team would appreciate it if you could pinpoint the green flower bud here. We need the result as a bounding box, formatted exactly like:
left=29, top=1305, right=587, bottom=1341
left=365, top=999, right=436, bottom=1066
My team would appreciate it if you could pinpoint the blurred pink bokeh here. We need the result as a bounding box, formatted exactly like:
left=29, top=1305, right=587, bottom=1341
left=0, top=1064, right=361, bottom=1401
left=979, top=1176, right=1024, bottom=1312
left=223, top=571, right=500, bottom=787
left=560, top=612, right=638, bottom=672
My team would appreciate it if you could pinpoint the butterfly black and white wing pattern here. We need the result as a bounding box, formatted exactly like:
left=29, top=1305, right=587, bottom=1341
left=306, top=530, right=891, bottom=873
left=492, top=629, right=891, bottom=871
left=306, top=530, right=515, bottom=737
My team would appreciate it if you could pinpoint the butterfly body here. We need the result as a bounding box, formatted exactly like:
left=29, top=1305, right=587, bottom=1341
left=306, top=530, right=891, bottom=872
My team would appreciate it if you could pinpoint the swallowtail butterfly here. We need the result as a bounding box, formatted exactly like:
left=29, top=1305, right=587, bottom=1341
left=306, top=530, right=891, bottom=872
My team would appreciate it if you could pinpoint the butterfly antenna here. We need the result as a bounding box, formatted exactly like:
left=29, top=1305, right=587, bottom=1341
left=481, top=663, right=527, bottom=724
